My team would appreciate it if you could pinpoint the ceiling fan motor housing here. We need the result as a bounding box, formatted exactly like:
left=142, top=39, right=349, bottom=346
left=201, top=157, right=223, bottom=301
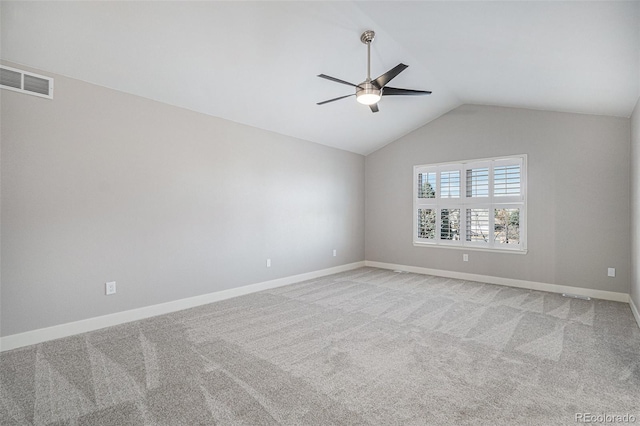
left=356, top=81, right=381, bottom=105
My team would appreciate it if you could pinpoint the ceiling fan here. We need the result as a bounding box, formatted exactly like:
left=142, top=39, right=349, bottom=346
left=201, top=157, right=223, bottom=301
left=317, top=30, right=432, bottom=113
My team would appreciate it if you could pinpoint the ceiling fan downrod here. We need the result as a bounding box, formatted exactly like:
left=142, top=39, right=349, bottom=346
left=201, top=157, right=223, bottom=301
left=356, top=30, right=380, bottom=106
left=360, top=30, right=375, bottom=81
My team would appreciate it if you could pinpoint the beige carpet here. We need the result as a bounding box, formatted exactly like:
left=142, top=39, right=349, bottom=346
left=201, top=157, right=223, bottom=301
left=1, top=267, right=639, bottom=425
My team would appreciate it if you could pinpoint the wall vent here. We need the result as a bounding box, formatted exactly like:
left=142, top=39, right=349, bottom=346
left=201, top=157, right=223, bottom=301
left=0, top=65, right=53, bottom=99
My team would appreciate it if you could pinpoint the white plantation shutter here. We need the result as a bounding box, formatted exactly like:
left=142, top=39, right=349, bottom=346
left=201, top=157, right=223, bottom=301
left=494, top=165, right=521, bottom=197
left=493, top=158, right=524, bottom=203
left=440, top=209, right=461, bottom=241
left=466, top=208, right=490, bottom=243
left=466, top=163, right=490, bottom=198
left=440, top=170, right=461, bottom=198
left=414, top=166, right=438, bottom=242
left=413, top=155, right=526, bottom=252
left=417, top=172, right=436, bottom=199
left=494, top=207, right=521, bottom=246
left=417, top=208, right=436, bottom=239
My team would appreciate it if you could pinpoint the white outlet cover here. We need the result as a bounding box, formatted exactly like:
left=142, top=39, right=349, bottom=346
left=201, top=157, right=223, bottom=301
left=266, top=259, right=271, bottom=268
left=607, top=268, right=616, bottom=277
left=106, top=281, right=116, bottom=295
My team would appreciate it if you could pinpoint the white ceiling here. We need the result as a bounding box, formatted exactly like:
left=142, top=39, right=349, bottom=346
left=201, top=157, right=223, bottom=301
left=2, top=1, right=639, bottom=155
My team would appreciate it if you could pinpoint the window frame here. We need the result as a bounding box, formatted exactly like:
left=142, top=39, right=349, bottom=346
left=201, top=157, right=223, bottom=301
left=413, top=155, right=527, bottom=254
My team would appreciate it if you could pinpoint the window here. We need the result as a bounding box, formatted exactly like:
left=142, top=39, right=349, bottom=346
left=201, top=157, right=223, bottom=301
left=413, top=155, right=527, bottom=253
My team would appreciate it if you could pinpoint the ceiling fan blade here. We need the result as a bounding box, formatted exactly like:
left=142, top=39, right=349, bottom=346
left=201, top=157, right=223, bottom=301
left=317, top=74, right=360, bottom=88
left=382, top=87, right=432, bottom=96
left=369, top=103, right=379, bottom=113
left=372, top=63, right=408, bottom=88
left=316, top=94, right=354, bottom=105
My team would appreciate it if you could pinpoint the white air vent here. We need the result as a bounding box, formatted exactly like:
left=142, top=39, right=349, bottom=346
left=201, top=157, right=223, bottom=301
left=0, top=65, right=53, bottom=99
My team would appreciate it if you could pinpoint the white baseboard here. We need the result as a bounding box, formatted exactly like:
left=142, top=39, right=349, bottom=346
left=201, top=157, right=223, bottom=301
left=2, top=260, right=633, bottom=352
left=365, top=261, right=630, bottom=303
left=0, top=261, right=365, bottom=352
left=630, top=297, right=640, bottom=330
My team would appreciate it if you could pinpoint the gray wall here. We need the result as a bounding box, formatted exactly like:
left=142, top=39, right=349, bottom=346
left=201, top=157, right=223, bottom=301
left=631, top=98, right=640, bottom=308
left=1, top=63, right=365, bottom=336
left=366, top=104, right=631, bottom=294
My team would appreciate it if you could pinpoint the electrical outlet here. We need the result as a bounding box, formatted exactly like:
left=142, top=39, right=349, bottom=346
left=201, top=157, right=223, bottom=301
left=105, top=281, right=116, bottom=295
left=463, top=254, right=469, bottom=262
left=266, top=259, right=271, bottom=268
left=607, top=268, right=615, bottom=277
left=333, top=249, right=337, bottom=257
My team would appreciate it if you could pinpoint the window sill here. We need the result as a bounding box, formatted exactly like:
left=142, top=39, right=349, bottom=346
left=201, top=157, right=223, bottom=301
left=413, top=242, right=528, bottom=255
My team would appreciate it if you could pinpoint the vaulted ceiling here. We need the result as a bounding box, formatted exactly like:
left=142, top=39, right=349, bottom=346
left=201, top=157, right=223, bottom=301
left=2, top=1, right=639, bottom=155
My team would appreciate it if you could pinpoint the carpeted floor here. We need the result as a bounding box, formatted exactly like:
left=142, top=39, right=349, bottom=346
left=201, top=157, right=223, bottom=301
left=1, top=267, right=639, bottom=425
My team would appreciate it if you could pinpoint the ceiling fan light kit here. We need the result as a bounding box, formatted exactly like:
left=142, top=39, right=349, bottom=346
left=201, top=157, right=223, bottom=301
left=317, top=30, right=431, bottom=113
left=356, top=83, right=381, bottom=105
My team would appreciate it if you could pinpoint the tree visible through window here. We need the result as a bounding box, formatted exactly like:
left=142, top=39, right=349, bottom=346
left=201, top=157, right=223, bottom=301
left=494, top=208, right=520, bottom=244
left=418, top=173, right=436, bottom=199
left=417, top=209, right=436, bottom=239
